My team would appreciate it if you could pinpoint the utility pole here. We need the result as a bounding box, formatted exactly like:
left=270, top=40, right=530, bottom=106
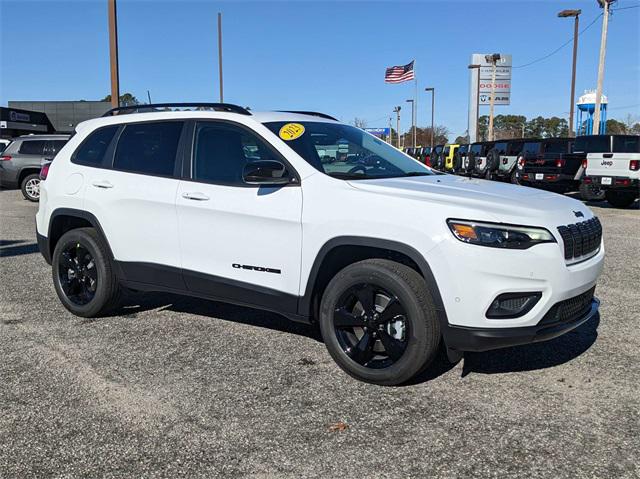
left=406, top=99, right=415, bottom=148
left=388, top=117, right=393, bottom=145
left=425, top=87, right=435, bottom=148
left=107, top=0, right=120, bottom=108
left=466, top=65, right=480, bottom=142
left=393, top=106, right=401, bottom=149
left=217, top=12, right=224, bottom=102
left=485, top=53, right=500, bottom=141
left=559, top=9, right=582, bottom=137
left=593, top=0, right=613, bottom=135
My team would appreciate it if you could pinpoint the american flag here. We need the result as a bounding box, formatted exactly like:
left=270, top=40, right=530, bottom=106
left=384, top=61, right=415, bottom=84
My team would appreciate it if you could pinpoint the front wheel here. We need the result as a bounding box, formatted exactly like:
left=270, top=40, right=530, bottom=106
left=52, top=227, right=122, bottom=317
left=605, top=190, right=637, bottom=208
left=319, top=259, right=440, bottom=386
left=21, top=173, right=41, bottom=202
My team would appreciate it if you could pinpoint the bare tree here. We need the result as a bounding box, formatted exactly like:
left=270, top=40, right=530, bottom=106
left=352, top=118, right=368, bottom=129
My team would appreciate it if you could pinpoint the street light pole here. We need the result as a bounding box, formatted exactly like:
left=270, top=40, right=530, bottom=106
left=593, top=0, right=613, bottom=135
left=107, top=0, right=120, bottom=108
left=425, top=87, right=435, bottom=148
left=217, top=12, right=224, bottom=102
left=467, top=65, right=480, bottom=142
left=393, top=106, right=401, bottom=149
left=406, top=99, right=415, bottom=149
left=559, top=9, right=582, bottom=137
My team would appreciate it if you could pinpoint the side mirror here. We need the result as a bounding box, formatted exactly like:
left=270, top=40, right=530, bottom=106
left=243, top=160, right=292, bottom=185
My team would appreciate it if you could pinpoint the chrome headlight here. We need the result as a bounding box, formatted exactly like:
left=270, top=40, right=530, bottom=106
left=447, top=219, right=556, bottom=249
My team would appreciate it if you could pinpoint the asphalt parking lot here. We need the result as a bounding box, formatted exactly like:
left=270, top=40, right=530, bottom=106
left=0, top=189, right=638, bottom=478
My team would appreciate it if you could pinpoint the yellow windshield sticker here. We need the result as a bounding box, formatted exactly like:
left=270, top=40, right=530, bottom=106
left=279, top=123, right=305, bottom=141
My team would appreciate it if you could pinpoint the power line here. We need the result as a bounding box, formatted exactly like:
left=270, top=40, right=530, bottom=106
left=513, top=13, right=603, bottom=69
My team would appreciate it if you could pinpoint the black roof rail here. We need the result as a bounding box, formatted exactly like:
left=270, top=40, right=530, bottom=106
left=279, top=110, right=338, bottom=121
left=102, top=103, right=252, bottom=117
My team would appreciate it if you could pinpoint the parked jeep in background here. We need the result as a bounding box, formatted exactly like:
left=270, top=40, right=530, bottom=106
left=469, top=141, right=495, bottom=178
left=443, top=144, right=460, bottom=172
left=494, top=139, right=525, bottom=183
left=584, top=135, right=640, bottom=208
left=431, top=144, right=445, bottom=170
left=453, top=144, right=468, bottom=173
left=0, top=134, right=70, bottom=201
left=516, top=138, right=574, bottom=192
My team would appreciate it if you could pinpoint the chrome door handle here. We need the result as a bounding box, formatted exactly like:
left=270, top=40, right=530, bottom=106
left=182, top=192, right=210, bottom=201
left=92, top=180, right=114, bottom=189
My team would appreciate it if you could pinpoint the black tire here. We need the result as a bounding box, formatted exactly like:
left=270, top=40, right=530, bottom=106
left=605, top=190, right=637, bottom=209
left=467, top=152, right=476, bottom=174
left=20, top=173, right=41, bottom=202
left=510, top=169, right=520, bottom=185
left=579, top=182, right=605, bottom=202
left=319, top=259, right=440, bottom=386
left=52, top=227, right=122, bottom=317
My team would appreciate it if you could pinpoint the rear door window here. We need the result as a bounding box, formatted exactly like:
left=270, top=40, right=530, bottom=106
left=18, top=140, right=46, bottom=155
left=73, top=125, right=119, bottom=167
left=507, top=141, right=524, bottom=155
left=523, top=142, right=541, bottom=156
left=573, top=136, right=611, bottom=153
left=494, top=142, right=508, bottom=154
left=613, top=136, right=640, bottom=153
left=113, top=121, right=184, bottom=177
left=470, top=144, right=482, bottom=154
left=544, top=141, right=571, bottom=155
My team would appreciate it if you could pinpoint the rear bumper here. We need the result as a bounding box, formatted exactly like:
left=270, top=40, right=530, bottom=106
left=443, top=298, right=599, bottom=352
left=587, top=176, right=639, bottom=191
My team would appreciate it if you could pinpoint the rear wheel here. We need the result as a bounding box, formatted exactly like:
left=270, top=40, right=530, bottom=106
left=21, top=173, right=40, bottom=202
left=510, top=169, right=520, bottom=185
left=605, top=190, right=637, bottom=209
left=579, top=182, right=605, bottom=202
left=52, top=228, right=122, bottom=317
left=319, top=259, right=440, bottom=386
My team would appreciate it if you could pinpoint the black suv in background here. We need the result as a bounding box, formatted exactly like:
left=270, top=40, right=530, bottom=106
left=516, top=138, right=575, bottom=192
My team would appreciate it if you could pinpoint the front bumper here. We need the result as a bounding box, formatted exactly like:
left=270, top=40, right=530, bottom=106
left=443, top=298, right=599, bottom=352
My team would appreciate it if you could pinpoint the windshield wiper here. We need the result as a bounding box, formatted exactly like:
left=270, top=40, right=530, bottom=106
left=402, top=172, right=431, bottom=177
left=327, top=172, right=370, bottom=180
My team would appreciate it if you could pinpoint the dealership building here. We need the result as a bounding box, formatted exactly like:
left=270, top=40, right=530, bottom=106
left=1, top=101, right=111, bottom=138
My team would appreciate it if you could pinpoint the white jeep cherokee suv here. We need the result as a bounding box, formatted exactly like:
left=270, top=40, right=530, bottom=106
left=36, top=103, right=604, bottom=385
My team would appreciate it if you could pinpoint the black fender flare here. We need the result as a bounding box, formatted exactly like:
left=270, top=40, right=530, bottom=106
left=297, top=236, right=448, bottom=327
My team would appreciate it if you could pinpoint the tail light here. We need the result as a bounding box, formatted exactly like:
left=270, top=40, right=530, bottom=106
left=517, top=157, right=525, bottom=168
left=615, top=178, right=631, bottom=186
left=546, top=174, right=558, bottom=181
left=583, top=177, right=593, bottom=184
left=40, top=163, right=50, bottom=180
left=581, top=159, right=588, bottom=169
left=630, top=160, right=639, bottom=171
left=555, top=159, right=565, bottom=168
left=0, top=155, right=11, bottom=161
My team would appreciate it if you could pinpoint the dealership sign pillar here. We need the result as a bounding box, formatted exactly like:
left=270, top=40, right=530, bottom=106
left=468, top=53, right=511, bottom=142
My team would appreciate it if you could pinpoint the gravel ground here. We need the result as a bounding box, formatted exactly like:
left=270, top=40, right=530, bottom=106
left=0, top=188, right=638, bottom=478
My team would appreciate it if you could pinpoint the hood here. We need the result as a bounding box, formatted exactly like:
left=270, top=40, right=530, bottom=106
left=347, top=174, right=592, bottom=226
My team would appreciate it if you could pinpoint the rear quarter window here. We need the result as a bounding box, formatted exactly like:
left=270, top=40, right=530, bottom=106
left=72, top=125, right=119, bottom=167
left=18, top=140, right=46, bottom=155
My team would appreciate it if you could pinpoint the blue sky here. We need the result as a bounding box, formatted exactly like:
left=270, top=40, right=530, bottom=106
left=1, top=0, right=638, bottom=138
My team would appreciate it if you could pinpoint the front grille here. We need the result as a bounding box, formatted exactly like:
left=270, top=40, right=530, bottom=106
left=557, top=217, right=602, bottom=261
left=538, top=287, right=596, bottom=326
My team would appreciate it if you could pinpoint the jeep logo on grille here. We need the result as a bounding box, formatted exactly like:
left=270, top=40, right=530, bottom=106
left=574, top=211, right=584, bottom=218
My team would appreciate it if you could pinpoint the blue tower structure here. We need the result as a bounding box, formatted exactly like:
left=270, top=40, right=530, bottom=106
left=576, top=90, right=608, bottom=135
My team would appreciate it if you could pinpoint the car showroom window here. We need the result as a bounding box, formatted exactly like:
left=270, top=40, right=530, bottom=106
left=193, top=122, right=283, bottom=185
left=113, top=121, right=183, bottom=176
left=19, top=140, right=46, bottom=155
left=73, top=125, right=119, bottom=167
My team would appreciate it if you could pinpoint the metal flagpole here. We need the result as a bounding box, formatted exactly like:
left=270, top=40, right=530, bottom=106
left=413, top=61, right=417, bottom=149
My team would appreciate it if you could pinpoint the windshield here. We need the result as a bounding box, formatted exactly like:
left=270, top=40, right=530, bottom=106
left=264, top=121, right=435, bottom=180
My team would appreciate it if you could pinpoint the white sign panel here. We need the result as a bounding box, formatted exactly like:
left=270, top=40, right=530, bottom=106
left=479, top=93, right=510, bottom=105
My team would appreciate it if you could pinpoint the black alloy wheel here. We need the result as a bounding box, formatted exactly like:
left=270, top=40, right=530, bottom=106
left=333, top=283, right=409, bottom=368
left=58, top=243, right=98, bottom=305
